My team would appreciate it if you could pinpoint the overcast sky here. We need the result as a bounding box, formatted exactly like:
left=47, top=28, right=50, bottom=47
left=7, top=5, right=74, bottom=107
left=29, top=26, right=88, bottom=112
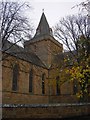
left=29, top=0, right=86, bottom=29
left=3, top=0, right=87, bottom=28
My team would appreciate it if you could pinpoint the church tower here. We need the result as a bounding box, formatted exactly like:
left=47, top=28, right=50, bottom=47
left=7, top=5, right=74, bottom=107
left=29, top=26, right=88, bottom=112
left=24, top=12, right=63, bottom=68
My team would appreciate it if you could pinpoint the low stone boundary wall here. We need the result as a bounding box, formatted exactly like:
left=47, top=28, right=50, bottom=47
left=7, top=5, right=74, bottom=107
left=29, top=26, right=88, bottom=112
left=2, top=103, right=90, bottom=118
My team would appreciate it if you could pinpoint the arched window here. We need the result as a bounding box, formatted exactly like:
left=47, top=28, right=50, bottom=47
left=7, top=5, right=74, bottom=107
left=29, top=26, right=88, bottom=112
left=12, top=64, right=19, bottom=91
left=42, top=73, right=45, bottom=94
left=29, top=69, right=33, bottom=92
left=56, top=76, right=60, bottom=95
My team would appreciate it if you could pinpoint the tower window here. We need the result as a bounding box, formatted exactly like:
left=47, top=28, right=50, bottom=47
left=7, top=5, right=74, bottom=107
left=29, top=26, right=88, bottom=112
left=12, top=64, right=19, bottom=91
left=29, top=69, right=33, bottom=93
left=56, top=76, right=60, bottom=95
left=42, top=73, right=45, bottom=94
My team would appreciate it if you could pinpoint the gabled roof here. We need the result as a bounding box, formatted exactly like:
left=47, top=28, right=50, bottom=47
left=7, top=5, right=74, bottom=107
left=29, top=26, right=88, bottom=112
left=2, top=40, right=46, bottom=68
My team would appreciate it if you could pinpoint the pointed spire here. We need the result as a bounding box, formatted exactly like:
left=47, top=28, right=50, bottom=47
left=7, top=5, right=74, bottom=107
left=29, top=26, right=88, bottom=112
left=35, top=12, right=53, bottom=37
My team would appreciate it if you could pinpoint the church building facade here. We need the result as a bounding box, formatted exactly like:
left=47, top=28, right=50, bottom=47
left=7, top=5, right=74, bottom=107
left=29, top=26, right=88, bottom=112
left=2, top=12, right=78, bottom=104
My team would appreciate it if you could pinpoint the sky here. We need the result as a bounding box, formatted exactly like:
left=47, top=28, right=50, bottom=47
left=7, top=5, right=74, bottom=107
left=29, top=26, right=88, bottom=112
left=30, top=0, right=83, bottom=28
left=2, top=0, right=88, bottom=29
left=29, top=0, right=87, bottom=29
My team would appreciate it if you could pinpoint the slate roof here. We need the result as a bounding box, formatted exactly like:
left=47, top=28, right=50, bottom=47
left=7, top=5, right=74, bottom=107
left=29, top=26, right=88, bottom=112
left=53, top=50, right=77, bottom=68
left=2, top=40, right=46, bottom=68
left=24, top=12, right=62, bottom=48
left=35, top=12, right=51, bottom=37
left=25, top=12, right=52, bottom=45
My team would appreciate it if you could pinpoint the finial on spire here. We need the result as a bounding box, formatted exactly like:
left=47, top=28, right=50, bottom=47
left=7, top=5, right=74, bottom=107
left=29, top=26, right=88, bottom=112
left=42, top=9, right=44, bottom=13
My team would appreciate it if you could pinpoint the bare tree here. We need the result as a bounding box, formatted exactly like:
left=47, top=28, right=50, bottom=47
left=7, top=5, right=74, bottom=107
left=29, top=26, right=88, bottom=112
left=72, top=0, right=90, bottom=14
left=54, top=14, right=90, bottom=63
left=81, top=0, right=90, bottom=14
left=0, top=1, right=33, bottom=51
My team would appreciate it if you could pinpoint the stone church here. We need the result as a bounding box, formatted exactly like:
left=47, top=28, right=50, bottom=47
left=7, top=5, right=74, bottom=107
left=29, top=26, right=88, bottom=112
left=2, top=12, right=78, bottom=104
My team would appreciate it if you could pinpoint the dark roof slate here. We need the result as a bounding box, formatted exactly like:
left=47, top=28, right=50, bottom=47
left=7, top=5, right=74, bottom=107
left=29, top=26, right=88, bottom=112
left=24, top=12, right=54, bottom=45
left=35, top=12, right=51, bottom=37
left=2, top=40, right=46, bottom=68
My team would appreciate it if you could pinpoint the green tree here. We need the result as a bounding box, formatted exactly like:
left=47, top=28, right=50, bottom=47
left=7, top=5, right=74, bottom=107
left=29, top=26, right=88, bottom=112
left=54, top=14, right=90, bottom=101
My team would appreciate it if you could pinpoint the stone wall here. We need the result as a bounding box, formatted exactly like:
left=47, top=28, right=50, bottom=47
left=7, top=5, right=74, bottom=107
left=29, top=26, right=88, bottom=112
left=2, top=55, right=49, bottom=104
left=25, top=39, right=62, bottom=66
left=2, top=92, right=49, bottom=104
left=2, top=54, right=80, bottom=104
left=49, top=95, right=78, bottom=103
left=2, top=103, right=90, bottom=118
